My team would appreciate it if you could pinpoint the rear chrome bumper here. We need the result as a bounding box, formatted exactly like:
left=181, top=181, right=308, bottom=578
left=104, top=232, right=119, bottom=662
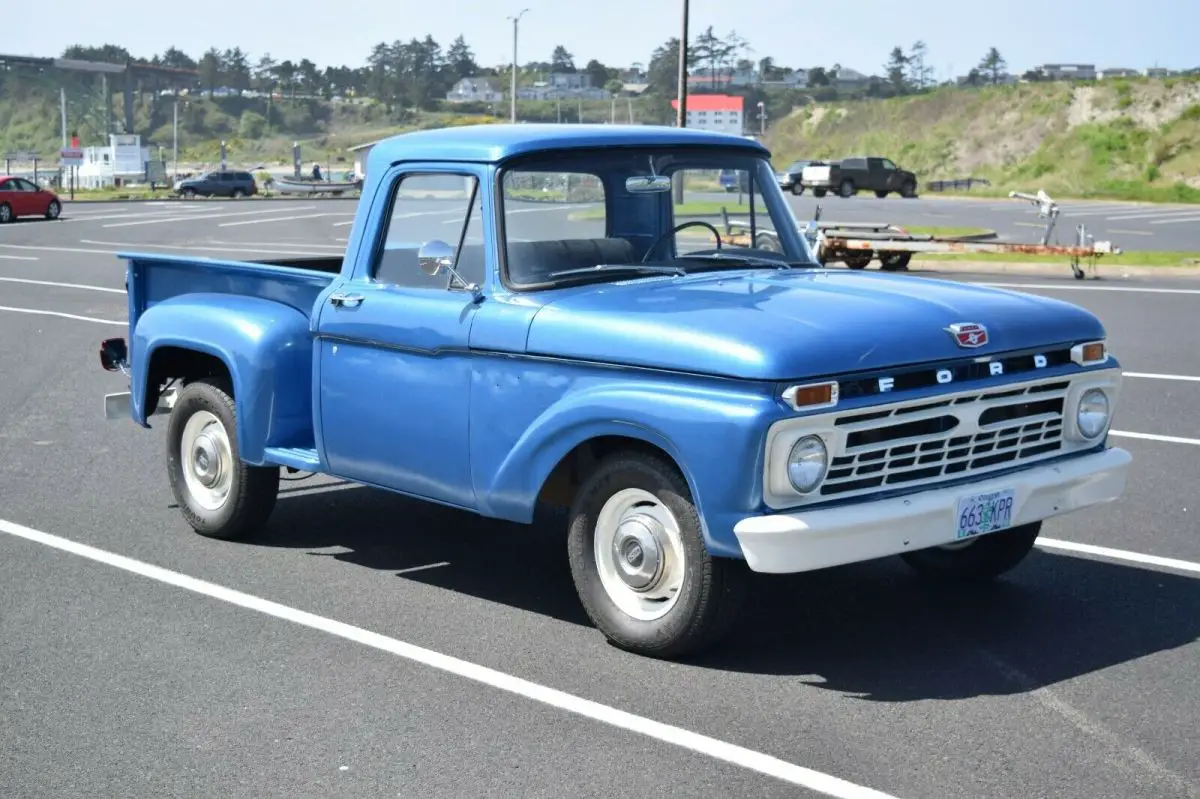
left=104, top=387, right=178, bottom=421
left=732, top=447, right=1132, bottom=574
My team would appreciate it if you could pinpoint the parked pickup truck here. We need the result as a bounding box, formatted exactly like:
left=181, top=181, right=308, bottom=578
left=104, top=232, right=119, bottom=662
left=801, top=156, right=919, bottom=198
left=99, top=123, right=1131, bottom=659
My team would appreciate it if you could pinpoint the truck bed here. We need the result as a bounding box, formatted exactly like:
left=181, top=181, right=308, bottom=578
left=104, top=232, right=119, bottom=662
left=122, top=251, right=340, bottom=327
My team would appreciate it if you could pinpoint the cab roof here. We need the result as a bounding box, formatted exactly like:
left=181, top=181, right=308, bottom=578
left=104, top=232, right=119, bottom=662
left=366, top=123, right=771, bottom=169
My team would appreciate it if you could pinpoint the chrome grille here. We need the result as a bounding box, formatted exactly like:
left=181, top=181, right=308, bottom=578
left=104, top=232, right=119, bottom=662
left=820, top=380, right=1070, bottom=497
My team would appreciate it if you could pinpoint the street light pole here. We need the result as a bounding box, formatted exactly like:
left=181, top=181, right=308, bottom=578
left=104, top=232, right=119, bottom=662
left=675, top=0, right=689, bottom=128
left=509, top=8, right=529, bottom=123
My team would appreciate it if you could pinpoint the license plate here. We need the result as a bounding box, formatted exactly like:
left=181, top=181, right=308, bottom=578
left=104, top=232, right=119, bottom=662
left=955, top=488, right=1016, bottom=540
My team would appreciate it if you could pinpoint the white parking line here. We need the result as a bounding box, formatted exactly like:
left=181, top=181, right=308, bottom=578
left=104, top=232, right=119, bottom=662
left=1104, top=209, right=1200, bottom=221
left=103, top=206, right=317, bottom=228
left=972, top=282, right=1200, bottom=295
left=0, top=277, right=123, bottom=294
left=1110, top=430, right=1200, bottom=446
left=0, top=254, right=38, bottom=260
left=1124, top=372, right=1200, bottom=383
left=1038, top=538, right=1200, bottom=575
left=0, top=306, right=124, bottom=325
left=0, top=517, right=898, bottom=799
left=77, top=240, right=322, bottom=257
left=219, top=212, right=349, bottom=228
left=1150, top=215, right=1200, bottom=226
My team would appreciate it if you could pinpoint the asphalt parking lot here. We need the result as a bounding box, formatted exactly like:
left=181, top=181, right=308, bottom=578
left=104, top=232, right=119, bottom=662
left=1, top=200, right=1198, bottom=799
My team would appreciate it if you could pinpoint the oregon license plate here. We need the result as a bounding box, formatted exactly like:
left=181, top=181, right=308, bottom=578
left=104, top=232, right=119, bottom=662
left=954, top=489, right=1016, bottom=540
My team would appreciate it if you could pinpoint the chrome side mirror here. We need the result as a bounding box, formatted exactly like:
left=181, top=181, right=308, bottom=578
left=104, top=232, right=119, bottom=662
left=417, top=239, right=455, bottom=276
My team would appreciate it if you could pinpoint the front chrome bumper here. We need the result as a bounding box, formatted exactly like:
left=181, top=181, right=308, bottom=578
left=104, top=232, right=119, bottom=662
left=732, top=447, right=1132, bottom=574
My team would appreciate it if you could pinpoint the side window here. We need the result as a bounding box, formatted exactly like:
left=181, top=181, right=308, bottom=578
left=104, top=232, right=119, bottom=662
left=501, top=169, right=609, bottom=284
left=881, top=159, right=897, bottom=171
left=374, top=172, right=485, bottom=290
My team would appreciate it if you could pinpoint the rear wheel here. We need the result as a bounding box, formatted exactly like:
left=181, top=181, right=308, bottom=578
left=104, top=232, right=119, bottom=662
left=899, top=522, right=1041, bottom=583
left=231, top=188, right=246, bottom=198
left=838, top=180, right=856, bottom=198
left=567, top=450, right=748, bottom=659
left=166, top=377, right=279, bottom=540
left=879, top=251, right=912, bottom=271
left=843, top=251, right=873, bottom=269
left=790, top=184, right=805, bottom=195
left=0, top=203, right=12, bottom=223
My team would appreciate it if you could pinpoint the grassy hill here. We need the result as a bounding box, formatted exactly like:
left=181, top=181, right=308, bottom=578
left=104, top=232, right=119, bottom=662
left=765, top=77, right=1200, bottom=203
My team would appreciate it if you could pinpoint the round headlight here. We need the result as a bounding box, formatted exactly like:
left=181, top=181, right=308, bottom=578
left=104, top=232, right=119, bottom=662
left=787, top=435, right=828, bottom=493
left=1077, top=388, right=1110, bottom=439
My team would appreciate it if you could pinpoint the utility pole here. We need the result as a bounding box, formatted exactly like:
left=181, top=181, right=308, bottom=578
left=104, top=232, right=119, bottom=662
left=508, top=8, right=529, bottom=123
left=675, top=0, right=689, bottom=128
left=673, top=0, right=690, bottom=204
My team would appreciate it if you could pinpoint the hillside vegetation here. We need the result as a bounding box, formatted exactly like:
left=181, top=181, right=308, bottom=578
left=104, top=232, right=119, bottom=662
left=766, top=77, right=1200, bottom=203
left=0, top=70, right=649, bottom=167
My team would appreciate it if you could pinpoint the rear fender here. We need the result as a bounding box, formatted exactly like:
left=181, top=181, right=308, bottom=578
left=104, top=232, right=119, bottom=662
left=131, top=294, right=315, bottom=464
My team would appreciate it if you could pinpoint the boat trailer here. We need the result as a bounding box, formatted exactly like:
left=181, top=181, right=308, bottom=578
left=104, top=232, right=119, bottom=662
left=721, top=189, right=1122, bottom=280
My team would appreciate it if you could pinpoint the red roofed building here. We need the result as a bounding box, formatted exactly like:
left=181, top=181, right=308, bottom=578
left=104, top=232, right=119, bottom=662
left=669, top=94, right=745, bottom=135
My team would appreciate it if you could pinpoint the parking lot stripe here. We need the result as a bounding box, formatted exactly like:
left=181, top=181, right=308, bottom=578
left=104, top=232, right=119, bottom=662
left=1110, top=430, right=1200, bottom=446
left=972, top=282, right=1200, bottom=296
left=1038, top=538, right=1200, bottom=576
left=1150, top=215, right=1200, bottom=225
left=219, top=212, right=347, bottom=227
left=0, top=254, right=38, bottom=260
left=0, top=277, right=123, bottom=294
left=1123, top=372, right=1200, bottom=382
left=103, top=206, right=317, bottom=228
left=0, top=306, right=124, bottom=325
left=0, top=516, right=899, bottom=799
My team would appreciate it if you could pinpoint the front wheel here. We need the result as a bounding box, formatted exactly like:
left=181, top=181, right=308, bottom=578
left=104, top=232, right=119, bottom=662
left=45, top=200, right=61, bottom=220
left=567, top=450, right=748, bottom=659
left=166, top=377, right=279, bottom=540
left=899, top=522, right=1041, bottom=583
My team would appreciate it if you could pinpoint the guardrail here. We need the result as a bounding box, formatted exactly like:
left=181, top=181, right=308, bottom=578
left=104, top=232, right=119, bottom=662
left=924, top=177, right=993, bottom=192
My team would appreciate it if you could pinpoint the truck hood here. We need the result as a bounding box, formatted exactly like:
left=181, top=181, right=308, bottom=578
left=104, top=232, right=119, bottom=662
left=525, top=269, right=1105, bottom=381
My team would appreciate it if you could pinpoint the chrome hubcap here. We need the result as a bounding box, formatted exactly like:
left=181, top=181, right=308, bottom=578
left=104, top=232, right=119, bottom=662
left=180, top=410, right=233, bottom=511
left=594, top=488, right=685, bottom=621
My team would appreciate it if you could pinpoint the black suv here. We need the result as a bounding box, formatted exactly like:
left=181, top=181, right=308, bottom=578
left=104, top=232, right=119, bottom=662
left=174, top=170, right=259, bottom=198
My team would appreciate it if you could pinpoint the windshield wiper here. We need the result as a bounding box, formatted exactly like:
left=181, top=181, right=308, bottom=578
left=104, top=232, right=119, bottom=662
left=546, top=263, right=687, bottom=279
left=677, top=252, right=795, bottom=269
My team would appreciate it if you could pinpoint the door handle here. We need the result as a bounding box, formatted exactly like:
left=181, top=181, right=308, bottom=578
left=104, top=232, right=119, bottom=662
left=329, top=292, right=364, bottom=308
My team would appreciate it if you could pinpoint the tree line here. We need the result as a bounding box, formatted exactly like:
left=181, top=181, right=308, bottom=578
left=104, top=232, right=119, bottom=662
left=59, top=35, right=1025, bottom=114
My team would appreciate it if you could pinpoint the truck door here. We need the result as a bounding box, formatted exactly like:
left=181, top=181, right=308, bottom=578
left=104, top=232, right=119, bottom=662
left=314, top=166, right=488, bottom=509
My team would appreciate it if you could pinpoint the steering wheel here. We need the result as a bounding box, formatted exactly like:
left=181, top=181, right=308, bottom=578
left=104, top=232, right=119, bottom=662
left=641, top=220, right=723, bottom=263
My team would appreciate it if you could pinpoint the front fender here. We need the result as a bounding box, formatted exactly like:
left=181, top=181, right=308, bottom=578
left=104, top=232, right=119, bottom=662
left=131, top=293, right=315, bottom=464
left=480, top=379, right=778, bottom=557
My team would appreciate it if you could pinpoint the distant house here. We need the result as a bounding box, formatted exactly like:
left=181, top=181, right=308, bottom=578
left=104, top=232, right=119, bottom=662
left=517, top=72, right=611, bottom=101
left=1099, top=67, right=1141, bottom=79
left=446, top=77, right=503, bottom=103
left=1032, top=63, right=1097, bottom=81
left=670, top=93, right=744, bottom=135
left=1144, top=67, right=1178, bottom=78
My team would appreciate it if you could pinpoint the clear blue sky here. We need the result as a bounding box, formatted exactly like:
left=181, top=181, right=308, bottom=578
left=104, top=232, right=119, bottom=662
left=13, top=0, right=1195, bottom=79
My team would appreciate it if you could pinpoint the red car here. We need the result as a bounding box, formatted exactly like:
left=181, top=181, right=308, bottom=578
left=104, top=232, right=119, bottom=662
left=0, top=176, right=62, bottom=223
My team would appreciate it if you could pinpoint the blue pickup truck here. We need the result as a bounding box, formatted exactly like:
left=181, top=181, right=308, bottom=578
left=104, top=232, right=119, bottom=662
left=99, top=124, right=1131, bottom=659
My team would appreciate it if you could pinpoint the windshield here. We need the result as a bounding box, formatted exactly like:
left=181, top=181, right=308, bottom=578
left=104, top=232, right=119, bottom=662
left=499, top=146, right=817, bottom=289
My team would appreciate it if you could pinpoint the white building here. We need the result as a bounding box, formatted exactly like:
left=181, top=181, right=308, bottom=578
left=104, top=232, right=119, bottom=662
left=669, top=94, right=744, bottom=135
left=446, top=77, right=503, bottom=103
left=75, top=134, right=151, bottom=189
